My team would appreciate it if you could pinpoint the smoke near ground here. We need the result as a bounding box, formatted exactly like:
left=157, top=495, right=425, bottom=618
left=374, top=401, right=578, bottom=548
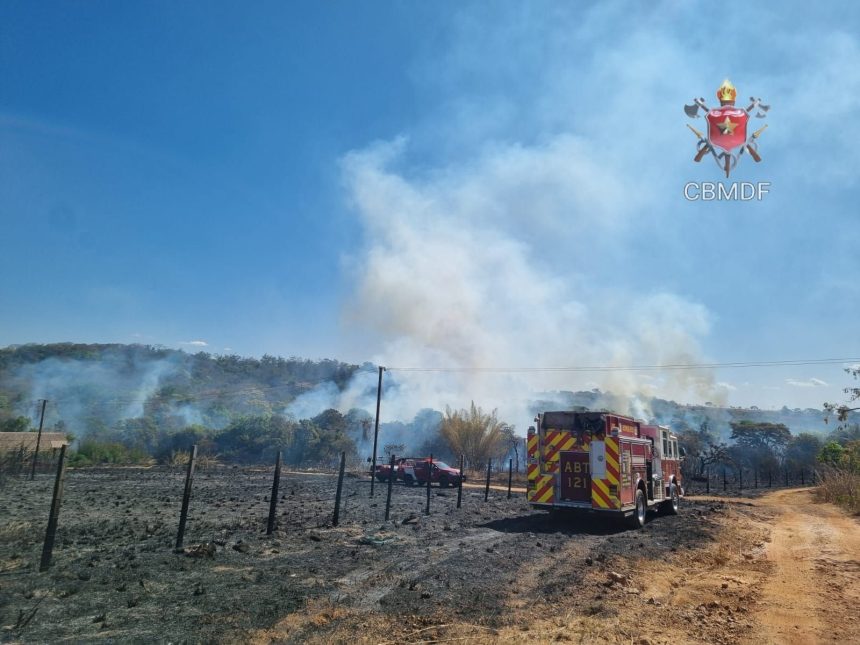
left=9, top=351, right=186, bottom=432
left=0, top=344, right=831, bottom=469
left=0, top=345, right=359, bottom=439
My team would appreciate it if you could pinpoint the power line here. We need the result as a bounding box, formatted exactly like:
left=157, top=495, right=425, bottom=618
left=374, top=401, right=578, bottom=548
left=9, top=356, right=857, bottom=411
left=386, top=357, right=860, bottom=373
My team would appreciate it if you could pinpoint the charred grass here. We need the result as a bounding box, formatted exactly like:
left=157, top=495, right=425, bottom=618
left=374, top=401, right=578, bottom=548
left=0, top=466, right=771, bottom=643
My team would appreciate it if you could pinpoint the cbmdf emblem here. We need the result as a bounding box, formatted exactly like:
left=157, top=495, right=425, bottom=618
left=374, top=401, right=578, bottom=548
left=684, top=80, right=770, bottom=177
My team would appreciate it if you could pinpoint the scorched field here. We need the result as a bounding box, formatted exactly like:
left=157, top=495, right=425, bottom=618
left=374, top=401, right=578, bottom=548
left=1, top=467, right=857, bottom=644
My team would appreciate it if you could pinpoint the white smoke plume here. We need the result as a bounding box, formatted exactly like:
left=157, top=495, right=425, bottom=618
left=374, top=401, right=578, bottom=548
left=12, top=353, right=184, bottom=434
left=338, top=136, right=723, bottom=430
left=328, top=1, right=860, bottom=430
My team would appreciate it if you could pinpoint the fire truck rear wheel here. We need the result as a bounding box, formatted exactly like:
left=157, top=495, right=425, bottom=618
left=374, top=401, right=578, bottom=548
left=628, top=489, right=647, bottom=529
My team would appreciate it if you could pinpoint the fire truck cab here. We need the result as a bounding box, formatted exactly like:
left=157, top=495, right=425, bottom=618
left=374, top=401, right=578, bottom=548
left=526, top=411, right=683, bottom=528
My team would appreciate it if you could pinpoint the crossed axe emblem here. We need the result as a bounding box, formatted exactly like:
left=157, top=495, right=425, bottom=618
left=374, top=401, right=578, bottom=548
left=684, top=96, right=770, bottom=177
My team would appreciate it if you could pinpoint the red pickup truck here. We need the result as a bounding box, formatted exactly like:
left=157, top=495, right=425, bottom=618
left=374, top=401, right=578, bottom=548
left=373, top=457, right=465, bottom=487
left=401, top=458, right=465, bottom=487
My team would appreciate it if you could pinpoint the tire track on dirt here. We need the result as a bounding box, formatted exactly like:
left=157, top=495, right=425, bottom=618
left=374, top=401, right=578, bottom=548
left=746, top=488, right=860, bottom=645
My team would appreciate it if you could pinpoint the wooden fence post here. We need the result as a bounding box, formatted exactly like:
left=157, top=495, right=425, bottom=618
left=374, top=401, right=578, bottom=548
left=384, top=454, right=395, bottom=521
left=175, top=445, right=198, bottom=550
left=333, top=452, right=346, bottom=527
left=425, top=455, right=432, bottom=516
left=39, top=445, right=67, bottom=571
left=266, top=451, right=282, bottom=536
left=456, top=455, right=464, bottom=509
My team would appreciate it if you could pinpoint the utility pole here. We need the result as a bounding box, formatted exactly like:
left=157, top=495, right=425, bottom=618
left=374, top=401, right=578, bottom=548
left=370, top=366, right=385, bottom=498
left=29, top=399, right=48, bottom=481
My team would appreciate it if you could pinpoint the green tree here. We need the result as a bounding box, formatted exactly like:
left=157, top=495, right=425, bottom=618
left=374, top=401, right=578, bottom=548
left=307, top=421, right=356, bottom=465
left=345, top=408, right=373, bottom=443
left=156, top=424, right=214, bottom=462
left=117, top=417, right=160, bottom=453
left=0, top=416, right=30, bottom=433
left=730, top=420, right=791, bottom=471
left=818, top=441, right=844, bottom=466
left=312, top=409, right=347, bottom=436
left=287, top=419, right=316, bottom=464
left=214, top=415, right=296, bottom=463
left=785, top=432, right=823, bottom=470
left=283, top=418, right=356, bottom=466
left=677, top=420, right=721, bottom=477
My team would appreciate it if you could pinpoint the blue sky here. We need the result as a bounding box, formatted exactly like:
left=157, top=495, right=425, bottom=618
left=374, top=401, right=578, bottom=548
left=2, top=1, right=859, bottom=413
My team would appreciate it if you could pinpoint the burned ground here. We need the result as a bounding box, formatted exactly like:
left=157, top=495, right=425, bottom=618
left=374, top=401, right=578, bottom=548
left=0, top=467, right=799, bottom=643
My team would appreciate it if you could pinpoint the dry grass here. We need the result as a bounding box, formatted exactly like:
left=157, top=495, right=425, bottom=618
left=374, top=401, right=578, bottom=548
left=0, top=446, right=29, bottom=486
left=195, top=453, right=221, bottom=470
left=815, top=466, right=860, bottom=513
left=0, top=520, right=33, bottom=541
left=166, top=449, right=191, bottom=469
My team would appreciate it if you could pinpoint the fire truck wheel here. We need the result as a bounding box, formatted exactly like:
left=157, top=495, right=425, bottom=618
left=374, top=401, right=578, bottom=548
left=628, top=489, right=647, bottom=529
left=404, top=474, right=415, bottom=487
left=439, top=475, right=450, bottom=488
left=663, top=487, right=680, bottom=515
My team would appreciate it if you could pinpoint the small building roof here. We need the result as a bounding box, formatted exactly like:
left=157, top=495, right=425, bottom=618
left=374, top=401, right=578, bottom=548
left=0, top=432, right=70, bottom=452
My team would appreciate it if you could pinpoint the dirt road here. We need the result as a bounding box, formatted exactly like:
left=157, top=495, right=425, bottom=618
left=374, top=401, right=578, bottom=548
left=747, top=488, right=860, bottom=645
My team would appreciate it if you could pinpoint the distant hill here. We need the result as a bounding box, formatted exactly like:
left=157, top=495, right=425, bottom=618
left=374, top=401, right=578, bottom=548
left=530, top=389, right=830, bottom=441
left=0, top=343, right=360, bottom=436
left=0, top=343, right=832, bottom=444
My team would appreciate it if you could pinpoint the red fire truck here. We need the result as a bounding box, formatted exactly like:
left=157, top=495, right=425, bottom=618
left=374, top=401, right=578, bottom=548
left=526, top=411, right=684, bottom=528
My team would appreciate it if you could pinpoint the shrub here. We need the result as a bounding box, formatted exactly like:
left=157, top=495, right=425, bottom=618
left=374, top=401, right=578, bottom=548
left=816, top=465, right=860, bottom=514
left=166, top=449, right=191, bottom=468
left=68, top=440, right=151, bottom=467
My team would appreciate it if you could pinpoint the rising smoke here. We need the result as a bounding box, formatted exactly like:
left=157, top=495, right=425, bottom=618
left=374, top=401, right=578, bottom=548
left=12, top=351, right=186, bottom=434
left=324, top=4, right=766, bottom=431
left=338, top=137, right=726, bottom=431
